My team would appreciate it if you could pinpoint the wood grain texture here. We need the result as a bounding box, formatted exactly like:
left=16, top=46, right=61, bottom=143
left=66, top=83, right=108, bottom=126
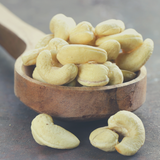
left=0, top=3, right=147, bottom=121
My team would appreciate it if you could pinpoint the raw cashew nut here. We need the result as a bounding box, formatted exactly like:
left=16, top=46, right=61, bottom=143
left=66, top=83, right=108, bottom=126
left=32, top=67, right=46, bottom=83
left=99, top=40, right=120, bottom=61
left=96, top=29, right=143, bottom=53
left=116, top=38, right=154, bottom=72
left=22, top=38, right=68, bottom=66
left=108, top=110, right=145, bottom=156
left=36, top=50, right=78, bottom=85
left=32, top=50, right=62, bottom=83
left=89, top=126, right=119, bottom=152
left=95, top=19, right=125, bottom=37
left=121, top=70, right=136, bottom=82
left=35, top=34, right=54, bottom=49
left=104, top=61, right=123, bottom=85
left=31, top=113, right=80, bottom=149
left=49, top=14, right=76, bottom=41
left=77, top=63, right=109, bottom=86
left=69, top=21, right=96, bottom=45
left=57, top=44, right=107, bottom=65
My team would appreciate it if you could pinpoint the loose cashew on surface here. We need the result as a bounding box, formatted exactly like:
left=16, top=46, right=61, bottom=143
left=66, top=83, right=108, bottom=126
left=95, top=19, right=125, bottom=37
left=49, top=14, right=76, bottom=41
left=36, top=50, right=78, bottom=85
left=77, top=63, right=109, bottom=86
left=99, top=40, right=120, bottom=61
left=57, top=44, right=107, bottom=65
left=31, top=113, right=80, bottom=149
left=89, top=126, right=119, bottom=152
left=104, top=61, right=123, bottom=85
left=69, top=21, right=96, bottom=45
left=116, top=38, right=154, bottom=72
left=108, top=110, right=145, bottom=156
left=22, top=38, right=68, bottom=66
left=96, top=29, right=143, bottom=53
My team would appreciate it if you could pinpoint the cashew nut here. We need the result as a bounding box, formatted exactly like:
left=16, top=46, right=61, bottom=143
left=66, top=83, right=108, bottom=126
left=121, top=70, right=136, bottom=82
left=69, top=21, right=96, bottom=45
left=108, top=110, right=145, bottom=156
left=31, top=113, right=80, bottom=149
left=96, top=29, right=143, bottom=53
left=22, top=38, right=69, bottom=66
left=89, top=126, right=119, bottom=152
left=99, top=40, right=120, bottom=61
left=36, top=50, right=78, bottom=85
left=116, top=38, right=154, bottom=72
left=49, top=14, right=76, bottom=41
left=32, top=67, right=46, bottom=83
left=104, top=61, right=123, bottom=85
left=77, top=63, right=109, bottom=86
left=57, top=44, right=107, bottom=65
left=95, top=19, right=125, bottom=37
left=35, top=34, right=54, bottom=49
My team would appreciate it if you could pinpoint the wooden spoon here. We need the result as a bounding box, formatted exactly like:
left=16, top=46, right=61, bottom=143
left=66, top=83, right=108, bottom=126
left=0, top=4, right=147, bottom=121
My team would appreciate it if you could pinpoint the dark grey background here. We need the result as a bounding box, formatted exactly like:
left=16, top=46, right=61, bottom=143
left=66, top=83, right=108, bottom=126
left=0, top=0, right=160, bottom=159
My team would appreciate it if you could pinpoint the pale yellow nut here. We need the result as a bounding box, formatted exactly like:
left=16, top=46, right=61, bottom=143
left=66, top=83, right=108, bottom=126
left=77, top=63, right=109, bottom=86
left=22, top=38, right=68, bottom=66
left=104, top=61, right=123, bottom=85
left=89, top=126, right=119, bottom=152
left=48, top=37, right=69, bottom=52
left=32, top=67, right=46, bottom=83
left=69, top=21, right=96, bottom=45
left=31, top=113, right=80, bottom=149
left=96, top=29, right=143, bottom=53
left=95, top=19, right=125, bottom=37
left=66, top=79, right=77, bottom=87
left=116, top=38, right=154, bottom=72
left=108, top=110, right=145, bottom=156
left=57, top=44, right=107, bottom=65
left=36, top=50, right=78, bottom=85
left=49, top=14, right=76, bottom=41
left=99, top=40, right=120, bottom=61
left=32, top=50, right=62, bottom=83
left=50, top=49, right=62, bottom=67
left=35, top=34, right=54, bottom=49
left=121, top=70, right=136, bottom=82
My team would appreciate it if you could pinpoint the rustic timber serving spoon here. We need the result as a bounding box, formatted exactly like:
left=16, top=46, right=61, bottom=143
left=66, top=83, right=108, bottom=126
left=0, top=4, right=147, bottom=121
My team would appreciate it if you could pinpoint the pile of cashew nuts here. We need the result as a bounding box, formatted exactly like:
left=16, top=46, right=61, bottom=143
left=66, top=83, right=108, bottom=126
left=31, top=110, right=145, bottom=156
left=22, top=14, right=154, bottom=87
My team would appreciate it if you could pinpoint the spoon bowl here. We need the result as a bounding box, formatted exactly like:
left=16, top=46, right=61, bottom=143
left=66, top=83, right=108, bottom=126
left=0, top=4, right=147, bottom=121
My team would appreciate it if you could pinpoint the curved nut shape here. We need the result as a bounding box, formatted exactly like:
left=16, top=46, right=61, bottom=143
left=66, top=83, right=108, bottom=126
left=57, top=44, right=107, bottom=65
left=31, top=113, right=80, bottom=149
left=104, top=61, right=123, bottom=85
left=99, top=40, right=120, bottom=61
left=49, top=14, right=76, bottom=41
left=121, top=70, right=136, bottom=82
left=116, top=38, right=154, bottom=72
left=22, top=38, right=68, bottom=66
left=89, top=126, right=119, bottom=152
left=48, top=37, right=69, bottom=52
left=96, top=29, right=143, bottom=53
left=36, top=50, right=78, bottom=85
left=32, top=67, right=46, bottom=83
left=77, top=63, right=109, bottom=86
left=69, top=21, right=96, bottom=45
left=35, top=34, right=54, bottom=49
left=95, top=19, right=125, bottom=37
left=108, top=110, right=145, bottom=156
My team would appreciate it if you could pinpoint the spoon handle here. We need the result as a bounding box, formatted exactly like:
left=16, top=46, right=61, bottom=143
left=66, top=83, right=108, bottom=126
left=0, top=3, right=45, bottom=59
